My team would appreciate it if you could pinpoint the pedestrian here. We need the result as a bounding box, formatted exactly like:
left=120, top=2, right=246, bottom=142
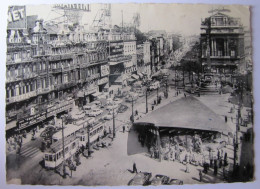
left=154, top=100, right=156, bottom=105
left=217, top=150, right=220, bottom=160
left=152, top=105, right=154, bottom=111
left=177, top=91, right=179, bottom=96
left=223, top=167, right=226, bottom=180
left=219, top=159, right=223, bottom=168
left=133, top=162, right=137, bottom=173
left=185, top=163, right=190, bottom=173
left=214, top=164, right=218, bottom=175
left=224, top=152, right=228, bottom=166
left=184, top=93, right=186, bottom=98
left=123, top=125, right=125, bottom=133
left=225, top=115, right=227, bottom=123
left=135, top=110, right=138, bottom=116
left=199, top=170, right=203, bottom=182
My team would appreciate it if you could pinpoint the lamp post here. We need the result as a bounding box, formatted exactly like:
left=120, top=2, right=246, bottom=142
left=61, top=115, right=67, bottom=178
left=145, top=88, right=148, bottom=114
left=87, top=121, right=91, bottom=157
left=113, top=102, right=116, bottom=138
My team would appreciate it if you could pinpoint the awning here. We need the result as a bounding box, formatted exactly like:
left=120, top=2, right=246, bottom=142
left=137, top=73, right=143, bottom=78
left=127, top=78, right=135, bottom=82
left=6, top=121, right=17, bottom=131
left=114, top=76, right=123, bottom=83
left=77, top=91, right=85, bottom=98
left=131, top=74, right=139, bottom=80
left=104, top=83, right=109, bottom=89
left=90, top=92, right=101, bottom=98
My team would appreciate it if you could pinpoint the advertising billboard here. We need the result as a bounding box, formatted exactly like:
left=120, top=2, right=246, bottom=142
left=101, top=64, right=110, bottom=77
left=7, top=6, right=27, bottom=29
left=109, top=41, right=124, bottom=56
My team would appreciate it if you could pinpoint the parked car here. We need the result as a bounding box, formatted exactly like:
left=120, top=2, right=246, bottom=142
left=150, top=174, right=170, bottom=185
left=83, top=104, right=96, bottom=111
left=167, top=178, right=184, bottom=185
left=118, top=104, right=128, bottom=113
left=149, top=81, right=160, bottom=90
left=103, top=112, right=117, bottom=120
left=88, top=108, right=103, bottom=117
left=113, top=98, right=123, bottom=104
left=128, top=172, right=152, bottom=186
left=106, top=104, right=118, bottom=111
left=125, top=93, right=138, bottom=102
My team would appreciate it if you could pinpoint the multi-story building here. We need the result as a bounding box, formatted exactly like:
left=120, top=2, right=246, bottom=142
left=200, top=10, right=245, bottom=76
left=104, top=26, right=137, bottom=86
left=6, top=15, right=109, bottom=133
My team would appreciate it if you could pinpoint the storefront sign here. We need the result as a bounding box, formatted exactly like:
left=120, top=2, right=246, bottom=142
left=8, top=6, right=26, bottom=29
left=54, top=4, right=90, bottom=11
left=109, top=41, right=124, bottom=56
left=98, top=77, right=108, bottom=85
left=101, top=64, right=110, bottom=77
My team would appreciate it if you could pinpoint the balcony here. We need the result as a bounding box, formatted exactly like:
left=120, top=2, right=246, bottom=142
left=51, top=68, right=62, bottom=73
left=55, top=82, right=76, bottom=91
left=6, top=73, right=37, bottom=83
left=6, top=57, right=33, bottom=65
left=7, top=91, right=37, bottom=104
left=36, top=85, right=55, bottom=95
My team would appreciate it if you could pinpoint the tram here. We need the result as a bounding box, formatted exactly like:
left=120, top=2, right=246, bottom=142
left=52, top=124, right=81, bottom=143
left=44, top=135, right=79, bottom=169
left=77, top=123, right=104, bottom=147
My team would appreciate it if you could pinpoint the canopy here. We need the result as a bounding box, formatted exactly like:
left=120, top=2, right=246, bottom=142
left=137, top=73, right=143, bottom=78
left=131, top=74, right=140, bottom=80
left=77, top=91, right=84, bottom=98
left=135, top=96, right=231, bottom=133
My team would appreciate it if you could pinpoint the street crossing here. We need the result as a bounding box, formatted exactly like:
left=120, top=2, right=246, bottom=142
left=19, top=146, right=41, bottom=158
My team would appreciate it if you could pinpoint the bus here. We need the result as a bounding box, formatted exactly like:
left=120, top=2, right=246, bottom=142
left=44, top=135, right=79, bottom=169
left=52, top=124, right=81, bottom=143
left=77, top=123, right=104, bottom=147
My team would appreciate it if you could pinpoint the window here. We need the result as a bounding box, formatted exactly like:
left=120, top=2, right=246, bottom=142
left=49, top=155, right=53, bottom=161
left=45, top=154, right=49, bottom=161
left=65, top=147, right=69, bottom=154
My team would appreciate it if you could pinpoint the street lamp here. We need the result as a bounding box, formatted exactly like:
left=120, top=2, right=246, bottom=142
left=145, top=88, right=148, bottom=114
left=113, top=102, right=116, bottom=138
left=61, top=115, right=67, bottom=178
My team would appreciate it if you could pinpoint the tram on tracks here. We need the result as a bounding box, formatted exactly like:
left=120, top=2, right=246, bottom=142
left=52, top=124, right=81, bottom=143
left=44, top=135, right=79, bottom=169
left=77, top=123, right=104, bottom=147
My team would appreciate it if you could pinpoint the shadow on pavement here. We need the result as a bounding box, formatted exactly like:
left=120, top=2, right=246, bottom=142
left=127, top=128, right=147, bottom=156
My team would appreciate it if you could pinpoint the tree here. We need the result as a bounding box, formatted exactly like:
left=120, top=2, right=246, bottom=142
left=135, top=29, right=148, bottom=45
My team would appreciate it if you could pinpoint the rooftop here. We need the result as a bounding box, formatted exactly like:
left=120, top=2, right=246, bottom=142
left=135, top=96, right=232, bottom=133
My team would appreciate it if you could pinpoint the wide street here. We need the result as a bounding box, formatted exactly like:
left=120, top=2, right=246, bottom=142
left=6, top=76, right=250, bottom=185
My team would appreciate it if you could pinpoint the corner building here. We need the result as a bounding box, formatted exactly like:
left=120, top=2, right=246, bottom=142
left=200, top=11, right=245, bottom=76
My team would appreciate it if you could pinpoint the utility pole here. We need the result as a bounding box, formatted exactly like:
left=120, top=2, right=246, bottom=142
left=61, top=116, right=66, bottom=178
left=131, top=97, right=134, bottom=123
left=145, top=89, right=148, bottom=113
left=157, top=87, right=159, bottom=103
left=113, top=103, right=116, bottom=138
left=182, top=66, right=185, bottom=87
left=87, top=122, right=91, bottom=157
left=165, top=78, right=168, bottom=98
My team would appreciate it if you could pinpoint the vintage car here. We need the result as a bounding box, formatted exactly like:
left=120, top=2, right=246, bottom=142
left=88, top=108, right=103, bottom=117
left=167, top=178, right=184, bottom=185
left=128, top=172, right=152, bottom=186
left=150, top=174, right=170, bottom=185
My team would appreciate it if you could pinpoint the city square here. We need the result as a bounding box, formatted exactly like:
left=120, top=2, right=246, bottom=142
left=4, top=3, right=254, bottom=187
